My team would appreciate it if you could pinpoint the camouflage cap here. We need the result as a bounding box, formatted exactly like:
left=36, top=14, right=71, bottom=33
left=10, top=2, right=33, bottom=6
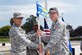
left=13, top=13, right=23, bottom=19
left=33, top=21, right=38, bottom=25
left=49, top=7, right=59, bottom=14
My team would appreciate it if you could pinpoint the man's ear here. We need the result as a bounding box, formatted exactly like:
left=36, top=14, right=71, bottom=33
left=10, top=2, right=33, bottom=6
left=13, top=18, right=16, bottom=22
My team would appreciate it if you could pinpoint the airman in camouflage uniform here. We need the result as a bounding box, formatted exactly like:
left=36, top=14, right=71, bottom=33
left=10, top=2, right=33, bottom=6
left=44, top=19, right=69, bottom=55
left=9, top=13, right=39, bottom=55
left=26, top=22, right=45, bottom=55
left=38, top=7, right=69, bottom=55
left=26, top=23, right=39, bottom=55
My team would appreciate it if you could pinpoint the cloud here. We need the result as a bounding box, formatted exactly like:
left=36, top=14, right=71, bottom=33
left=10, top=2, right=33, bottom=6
left=47, top=0, right=75, bottom=13
left=0, top=0, right=75, bottom=24
left=0, top=0, right=36, bottom=5
left=0, top=4, right=37, bottom=20
left=0, top=0, right=75, bottom=16
left=0, top=16, right=5, bottom=20
left=0, top=0, right=81, bottom=28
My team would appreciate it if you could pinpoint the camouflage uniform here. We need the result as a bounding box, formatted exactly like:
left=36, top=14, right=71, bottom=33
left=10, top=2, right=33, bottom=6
left=26, top=30, right=39, bottom=55
left=43, top=19, right=69, bottom=55
left=9, top=24, right=38, bottom=55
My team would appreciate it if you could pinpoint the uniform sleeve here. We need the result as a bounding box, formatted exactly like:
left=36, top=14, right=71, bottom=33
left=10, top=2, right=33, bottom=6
left=44, top=25, right=64, bottom=50
left=13, top=29, right=38, bottom=49
left=26, top=33, right=37, bottom=41
left=41, top=32, right=50, bottom=44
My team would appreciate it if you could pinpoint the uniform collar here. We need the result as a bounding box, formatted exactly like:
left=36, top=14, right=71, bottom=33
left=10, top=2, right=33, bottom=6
left=52, top=19, right=58, bottom=25
left=13, top=23, right=21, bottom=28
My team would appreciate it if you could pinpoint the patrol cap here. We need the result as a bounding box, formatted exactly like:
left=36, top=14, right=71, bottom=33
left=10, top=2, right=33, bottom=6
left=33, top=22, right=38, bottom=25
left=48, top=7, right=59, bottom=14
left=13, top=13, right=23, bottom=19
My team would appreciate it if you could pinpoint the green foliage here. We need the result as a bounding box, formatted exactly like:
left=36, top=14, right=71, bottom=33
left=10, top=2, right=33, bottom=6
left=70, top=37, right=82, bottom=41
left=23, top=22, right=34, bottom=33
left=0, top=28, right=1, bottom=33
left=22, top=15, right=44, bottom=33
left=0, top=25, right=11, bottom=36
left=69, top=53, right=72, bottom=55
left=22, top=15, right=36, bottom=33
left=70, top=26, right=82, bottom=37
left=1, top=26, right=11, bottom=32
left=0, top=37, right=10, bottom=42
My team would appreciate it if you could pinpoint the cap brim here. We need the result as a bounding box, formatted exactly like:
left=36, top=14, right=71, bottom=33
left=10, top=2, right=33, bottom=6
left=17, top=17, right=23, bottom=19
left=48, top=10, right=57, bottom=13
left=34, top=24, right=38, bottom=25
left=14, top=17, right=23, bottom=19
left=14, top=15, right=23, bottom=19
left=17, top=15, right=23, bottom=17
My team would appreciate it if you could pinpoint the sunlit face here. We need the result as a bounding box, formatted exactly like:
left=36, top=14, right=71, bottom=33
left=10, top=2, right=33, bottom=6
left=13, top=17, right=23, bottom=26
left=49, top=12, right=59, bottom=22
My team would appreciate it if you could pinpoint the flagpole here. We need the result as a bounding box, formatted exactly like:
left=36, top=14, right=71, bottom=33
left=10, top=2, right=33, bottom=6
left=36, top=1, right=43, bottom=55
left=62, top=13, right=63, bottom=18
left=44, top=0, right=48, bottom=19
left=44, top=0, right=47, bottom=27
left=45, top=0, right=47, bottom=10
left=44, top=0, right=51, bottom=55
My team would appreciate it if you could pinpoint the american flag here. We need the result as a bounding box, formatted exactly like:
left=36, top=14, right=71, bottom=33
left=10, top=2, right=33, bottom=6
left=44, top=18, right=50, bottom=37
left=41, top=18, right=50, bottom=45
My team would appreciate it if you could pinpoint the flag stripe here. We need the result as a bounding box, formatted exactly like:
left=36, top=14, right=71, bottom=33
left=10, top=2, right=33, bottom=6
left=44, top=18, right=50, bottom=39
left=44, top=29, right=50, bottom=32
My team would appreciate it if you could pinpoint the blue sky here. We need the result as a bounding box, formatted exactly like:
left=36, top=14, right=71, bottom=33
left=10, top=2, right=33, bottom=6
left=0, top=0, right=82, bottom=29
